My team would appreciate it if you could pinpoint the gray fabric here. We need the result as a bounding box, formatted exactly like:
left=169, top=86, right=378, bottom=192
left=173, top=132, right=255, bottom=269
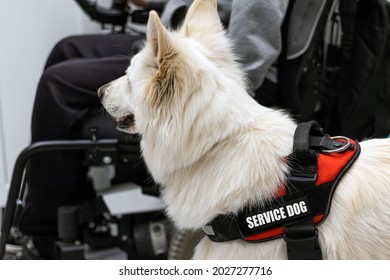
left=160, top=0, right=289, bottom=95
left=228, top=0, right=289, bottom=92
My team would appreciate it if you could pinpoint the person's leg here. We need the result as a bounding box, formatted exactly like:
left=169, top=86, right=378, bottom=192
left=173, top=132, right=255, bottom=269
left=44, top=34, right=144, bottom=70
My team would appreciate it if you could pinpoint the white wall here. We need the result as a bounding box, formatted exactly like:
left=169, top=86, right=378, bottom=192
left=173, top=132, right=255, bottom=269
left=0, top=0, right=108, bottom=206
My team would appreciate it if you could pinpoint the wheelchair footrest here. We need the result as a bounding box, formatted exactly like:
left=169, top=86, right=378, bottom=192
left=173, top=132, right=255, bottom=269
left=55, top=241, right=86, bottom=260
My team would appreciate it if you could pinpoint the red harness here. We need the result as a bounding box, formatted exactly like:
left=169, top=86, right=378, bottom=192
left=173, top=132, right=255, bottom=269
left=244, top=137, right=359, bottom=242
left=202, top=121, right=361, bottom=259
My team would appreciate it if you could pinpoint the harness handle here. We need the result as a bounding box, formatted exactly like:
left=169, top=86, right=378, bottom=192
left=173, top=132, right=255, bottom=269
left=290, top=121, right=323, bottom=181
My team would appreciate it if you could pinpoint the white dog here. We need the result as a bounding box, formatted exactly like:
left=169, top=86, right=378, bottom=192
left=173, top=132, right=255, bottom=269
left=98, top=0, right=390, bottom=259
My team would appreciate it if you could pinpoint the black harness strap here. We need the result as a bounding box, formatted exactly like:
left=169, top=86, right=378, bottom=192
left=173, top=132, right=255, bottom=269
left=284, top=121, right=323, bottom=259
left=284, top=218, right=322, bottom=259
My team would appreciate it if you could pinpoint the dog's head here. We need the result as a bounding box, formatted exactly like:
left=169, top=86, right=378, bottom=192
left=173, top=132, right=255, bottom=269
left=98, top=0, right=246, bottom=136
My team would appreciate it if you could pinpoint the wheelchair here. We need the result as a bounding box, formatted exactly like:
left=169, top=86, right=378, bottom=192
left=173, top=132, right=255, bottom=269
left=0, top=0, right=342, bottom=260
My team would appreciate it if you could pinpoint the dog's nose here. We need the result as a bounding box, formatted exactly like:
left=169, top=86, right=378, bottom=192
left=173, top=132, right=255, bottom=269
left=97, top=83, right=109, bottom=99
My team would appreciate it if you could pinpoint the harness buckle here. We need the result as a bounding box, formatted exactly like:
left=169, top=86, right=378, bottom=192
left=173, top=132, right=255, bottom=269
left=287, top=173, right=317, bottom=188
left=284, top=221, right=323, bottom=260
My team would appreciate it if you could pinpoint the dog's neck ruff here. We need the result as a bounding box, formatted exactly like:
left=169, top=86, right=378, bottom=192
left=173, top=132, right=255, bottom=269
left=202, top=121, right=361, bottom=259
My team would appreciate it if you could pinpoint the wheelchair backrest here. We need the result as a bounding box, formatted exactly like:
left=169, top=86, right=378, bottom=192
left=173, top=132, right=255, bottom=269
left=278, top=0, right=390, bottom=140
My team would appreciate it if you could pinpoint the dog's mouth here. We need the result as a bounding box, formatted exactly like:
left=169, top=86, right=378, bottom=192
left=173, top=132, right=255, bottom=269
left=116, top=114, right=135, bottom=130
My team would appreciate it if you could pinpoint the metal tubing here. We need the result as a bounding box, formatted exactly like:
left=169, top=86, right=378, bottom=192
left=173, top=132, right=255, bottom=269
left=0, top=139, right=118, bottom=259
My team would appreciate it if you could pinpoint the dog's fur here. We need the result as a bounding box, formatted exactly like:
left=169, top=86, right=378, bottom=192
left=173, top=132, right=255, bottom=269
left=98, top=0, right=390, bottom=259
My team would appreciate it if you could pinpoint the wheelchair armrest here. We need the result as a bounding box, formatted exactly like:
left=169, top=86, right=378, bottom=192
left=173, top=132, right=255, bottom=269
left=131, top=6, right=164, bottom=24
left=131, top=9, right=152, bottom=24
left=74, top=0, right=128, bottom=27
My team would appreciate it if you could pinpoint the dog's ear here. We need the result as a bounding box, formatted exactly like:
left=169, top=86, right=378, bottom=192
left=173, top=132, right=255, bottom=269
left=146, top=11, right=180, bottom=111
left=180, top=0, right=223, bottom=38
left=147, top=10, right=173, bottom=64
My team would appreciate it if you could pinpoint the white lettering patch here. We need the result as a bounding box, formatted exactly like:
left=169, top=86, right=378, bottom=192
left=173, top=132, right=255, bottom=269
left=246, top=199, right=310, bottom=229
